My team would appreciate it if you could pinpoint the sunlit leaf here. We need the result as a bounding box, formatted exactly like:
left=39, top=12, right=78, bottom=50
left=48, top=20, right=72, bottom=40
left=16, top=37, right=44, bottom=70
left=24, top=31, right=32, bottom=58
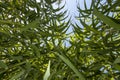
left=93, top=8, right=120, bottom=29
left=43, top=60, right=51, bottom=80
left=20, top=19, right=40, bottom=32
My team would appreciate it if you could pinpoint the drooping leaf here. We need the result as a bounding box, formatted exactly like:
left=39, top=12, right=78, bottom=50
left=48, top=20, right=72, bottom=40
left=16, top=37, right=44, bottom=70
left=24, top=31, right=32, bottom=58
left=55, top=52, right=85, bottom=80
left=93, top=8, right=120, bottom=29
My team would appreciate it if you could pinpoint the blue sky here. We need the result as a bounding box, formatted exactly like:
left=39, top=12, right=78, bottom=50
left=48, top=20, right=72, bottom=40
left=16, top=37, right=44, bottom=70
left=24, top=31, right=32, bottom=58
left=36, top=0, right=92, bottom=24
left=60, top=0, right=92, bottom=46
left=36, top=0, right=92, bottom=46
left=64, top=0, right=92, bottom=22
left=58, top=0, right=92, bottom=33
left=36, top=0, right=92, bottom=32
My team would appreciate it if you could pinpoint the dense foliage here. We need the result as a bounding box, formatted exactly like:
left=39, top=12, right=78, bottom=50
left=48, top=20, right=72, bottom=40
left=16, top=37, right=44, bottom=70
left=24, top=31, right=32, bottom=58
left=0, top=0, right=120, bottom=80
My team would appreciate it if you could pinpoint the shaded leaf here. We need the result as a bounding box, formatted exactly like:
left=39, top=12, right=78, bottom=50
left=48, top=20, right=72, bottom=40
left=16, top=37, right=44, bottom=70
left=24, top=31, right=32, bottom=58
left=55, top=52, right=85, bottom=80
left=114, top=57, right=120, bottom=64
left=114, top=64, right=120, bottom=71
left=0, top=61, right=8, bottom=69
left=9, top=69, right=25, bottom=80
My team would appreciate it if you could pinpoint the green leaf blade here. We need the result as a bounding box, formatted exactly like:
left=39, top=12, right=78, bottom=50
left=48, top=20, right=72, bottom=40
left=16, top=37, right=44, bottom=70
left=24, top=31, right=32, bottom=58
left=43, top=60, right=51, bottom=80
left=93, top=8, right=120, bottom=29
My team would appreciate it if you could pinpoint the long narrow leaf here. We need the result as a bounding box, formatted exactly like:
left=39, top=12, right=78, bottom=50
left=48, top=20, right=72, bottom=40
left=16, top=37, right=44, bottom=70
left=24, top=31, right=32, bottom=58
left=20, top=19, right=40, bottom=32
left=0, top=61, right=8, bottom=69
left=43, top=60, right=51, bottom=80
left=55, top=53, right=85, bottom=80
left=9, top=69, right=25, bottom=80
left=93, top=8, right=120, bottom=29
left=0, top=20, right=22, bottom=26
